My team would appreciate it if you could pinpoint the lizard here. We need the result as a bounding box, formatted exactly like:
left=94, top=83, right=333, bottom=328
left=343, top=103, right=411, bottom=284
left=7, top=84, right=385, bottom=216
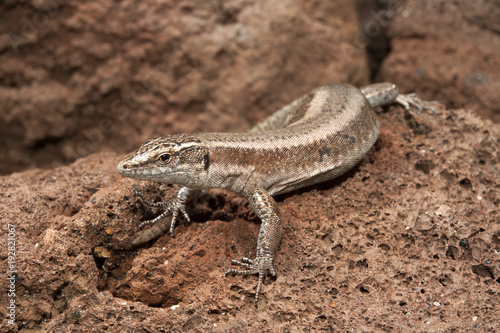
left=116, top=82, right=428, bottom=303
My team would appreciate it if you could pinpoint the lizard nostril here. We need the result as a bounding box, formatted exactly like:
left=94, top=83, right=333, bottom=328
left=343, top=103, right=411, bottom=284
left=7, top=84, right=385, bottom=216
left=117, top=161, right=131, bottom=171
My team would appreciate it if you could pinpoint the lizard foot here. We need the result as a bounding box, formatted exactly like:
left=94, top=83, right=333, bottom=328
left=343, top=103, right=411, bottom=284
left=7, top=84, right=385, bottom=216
left=225, top=256, right=277, bottom=303
left=131, top=185, right=192, bottom=246
left=396, top=93, right=439, bottom=115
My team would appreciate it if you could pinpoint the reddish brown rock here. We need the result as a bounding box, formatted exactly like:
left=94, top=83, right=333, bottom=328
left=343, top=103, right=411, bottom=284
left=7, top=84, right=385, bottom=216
left=0, top=0, right=365, bottom=175
left=1, top=1, right=499, bottom=331
left=378, top=0, right=500, bottom=123
left=1, top=103, right=498, bottom=331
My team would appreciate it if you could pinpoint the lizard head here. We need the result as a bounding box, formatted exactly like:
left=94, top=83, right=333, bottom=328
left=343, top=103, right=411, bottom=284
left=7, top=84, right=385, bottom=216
left=116, top=135, right=209, bottom=185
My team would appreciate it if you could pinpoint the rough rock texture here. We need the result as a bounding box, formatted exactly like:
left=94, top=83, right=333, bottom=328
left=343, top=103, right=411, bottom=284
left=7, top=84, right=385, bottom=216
left=0, top=0, right=366, bottom=175
left=1, top=101, right=499, bottom=332
left=377, top=0, right=500, bottom=123
left=1, top=0, right=500, bottom=332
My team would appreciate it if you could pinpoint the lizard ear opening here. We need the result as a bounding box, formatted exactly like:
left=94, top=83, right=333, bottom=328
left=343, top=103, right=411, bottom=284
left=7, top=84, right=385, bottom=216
left=204, top=154, right=210, bottom=171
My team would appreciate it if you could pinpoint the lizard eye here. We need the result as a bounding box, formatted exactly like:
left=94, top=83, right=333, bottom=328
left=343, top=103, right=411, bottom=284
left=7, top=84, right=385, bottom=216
left=158, top=153, right=171, bottom=162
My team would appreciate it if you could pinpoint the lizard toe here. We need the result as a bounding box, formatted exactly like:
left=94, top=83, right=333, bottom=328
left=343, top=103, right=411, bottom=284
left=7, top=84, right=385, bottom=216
left=225, top=255, right=276, bottom=302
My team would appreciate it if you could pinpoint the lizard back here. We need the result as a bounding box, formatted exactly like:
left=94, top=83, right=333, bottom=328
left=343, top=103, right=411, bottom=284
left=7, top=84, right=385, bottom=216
left=198, top=84, right=380, bottom=195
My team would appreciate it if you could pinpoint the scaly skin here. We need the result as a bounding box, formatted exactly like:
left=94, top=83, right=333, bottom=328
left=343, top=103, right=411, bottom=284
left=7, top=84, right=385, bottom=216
left=116, top=83, right=426, bottom=303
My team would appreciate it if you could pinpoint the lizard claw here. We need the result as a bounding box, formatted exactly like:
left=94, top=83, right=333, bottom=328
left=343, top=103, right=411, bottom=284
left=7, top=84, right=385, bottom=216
left=225, top=255, right=277, bottom=303
left=131, top=186, right=193, bottom=245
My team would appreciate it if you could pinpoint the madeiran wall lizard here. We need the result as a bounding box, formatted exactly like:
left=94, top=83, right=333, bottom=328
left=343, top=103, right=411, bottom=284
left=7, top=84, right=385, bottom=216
left=116, top=83, right=427, bottom=303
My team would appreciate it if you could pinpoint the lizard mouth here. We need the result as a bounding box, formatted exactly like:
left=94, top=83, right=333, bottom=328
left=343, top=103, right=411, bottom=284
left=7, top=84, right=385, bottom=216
left=116, top=164, right=165, bottom=181
left=116, top=161, right=155, bottom=178
left=116, top=161, right=189, bottom=184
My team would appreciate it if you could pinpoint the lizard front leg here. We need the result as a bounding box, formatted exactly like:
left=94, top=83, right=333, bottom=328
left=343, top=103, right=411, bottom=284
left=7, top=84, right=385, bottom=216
left=131, top=186, right=195, bottom=246
left=225, top=188, right=283, bottom=303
